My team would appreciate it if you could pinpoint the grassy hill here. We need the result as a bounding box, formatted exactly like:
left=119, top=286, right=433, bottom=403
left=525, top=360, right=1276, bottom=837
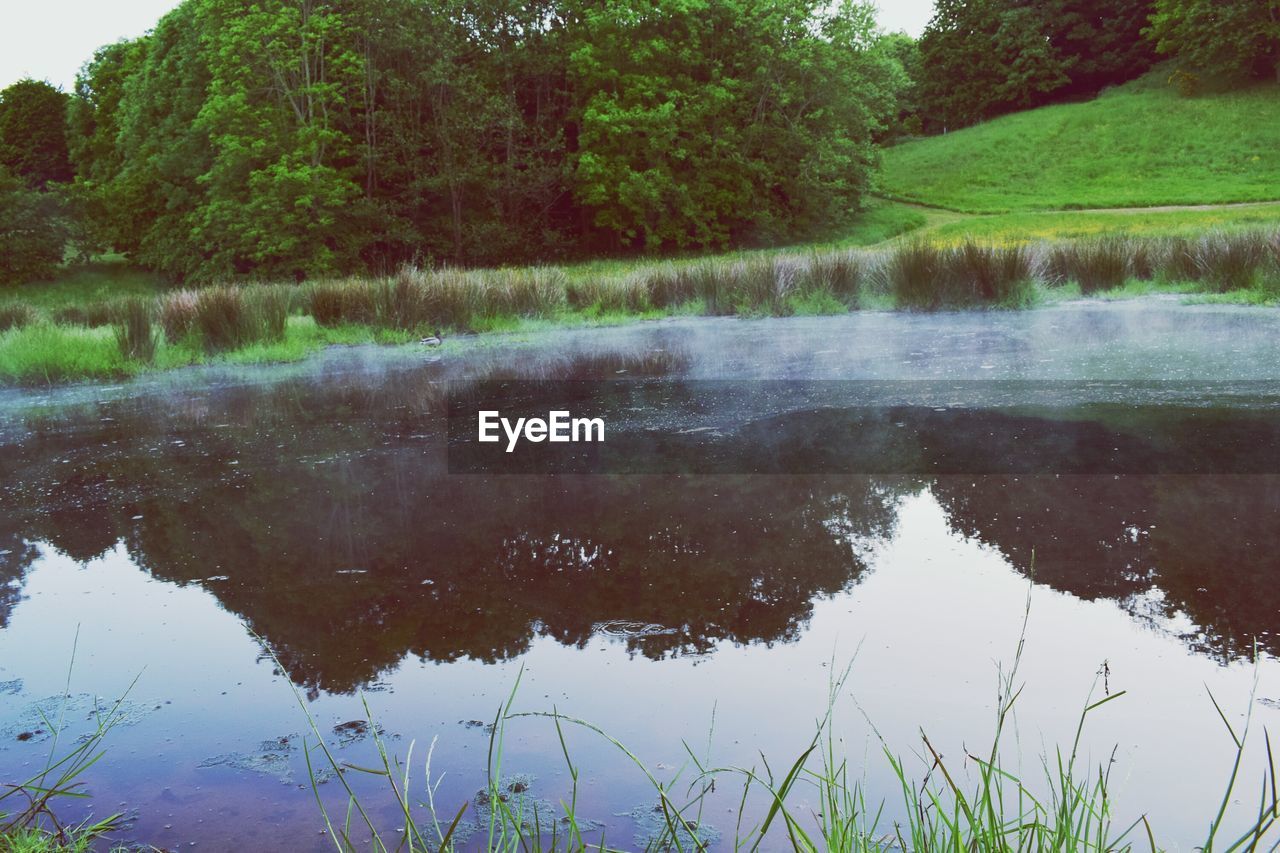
left=879, top=74, right=1280, bottom=213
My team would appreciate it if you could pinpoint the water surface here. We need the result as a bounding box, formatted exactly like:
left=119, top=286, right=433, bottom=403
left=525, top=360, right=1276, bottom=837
left=1, top=300, right=1279, bottom=850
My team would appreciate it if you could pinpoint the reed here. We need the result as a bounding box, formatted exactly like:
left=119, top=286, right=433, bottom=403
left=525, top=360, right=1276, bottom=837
left=0, top=303, right=38, bottom=332
left=111, top=296, right=157, bottom=363
left=158, top=289, right=200, bottom=343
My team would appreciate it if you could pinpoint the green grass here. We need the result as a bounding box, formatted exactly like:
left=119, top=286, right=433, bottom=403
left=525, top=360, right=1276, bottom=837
left=0, top=317, right=414, bottom=384
left=880, top=74, right=1280, bottom=214
left=0, top=256, right=169, bottom=313
left=915, top=203, right=1280, bottom=245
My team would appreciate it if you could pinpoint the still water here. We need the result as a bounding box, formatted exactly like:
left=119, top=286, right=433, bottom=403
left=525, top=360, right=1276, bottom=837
left=1, top=300, right=1279, bottom=850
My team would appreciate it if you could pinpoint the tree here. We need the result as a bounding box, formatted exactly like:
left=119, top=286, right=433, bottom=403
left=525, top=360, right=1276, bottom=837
left=569, top=0, right=895, bottom=250
left=1032, top=0, right=1157, bottom=98
left=918, top=0, right=1070, bottom=130
left=1148, top=0, right=1280, bottom=83
left=0, top=79, right=73, bottom=189
left=0, top=167, right=66, bottom=286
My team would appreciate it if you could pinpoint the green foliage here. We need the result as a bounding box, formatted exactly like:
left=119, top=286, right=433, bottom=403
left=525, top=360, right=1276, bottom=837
left=917, top=0, right=1070, bottom=129
left=0, top=169, right=67, bottom=287
left=570, top=0, right=895, bottom=250
left=55, top=0, right=908, bottom=279
left=881, top=75, right=1280, bottom=212
left=1148, top=0, right=1280, bottom=83
left=1034, top=0, right=1158, bottom=98
left=0, top=79, right=72, bottom=190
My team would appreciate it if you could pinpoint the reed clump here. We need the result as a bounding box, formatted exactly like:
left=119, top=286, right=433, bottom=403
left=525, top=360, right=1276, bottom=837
left=195, top=285, right=255, bottom=352
left=0, top=303, right=38, bottom=332
left=885, top=240, right=1035, bottom=309
left=1192, top=232, right=1272, bottom=292
left=1047, top=236, right=1131, bottom=293
left=111, top=296, right=157, bottom=363
left=158, top=289, right=199, bottom=342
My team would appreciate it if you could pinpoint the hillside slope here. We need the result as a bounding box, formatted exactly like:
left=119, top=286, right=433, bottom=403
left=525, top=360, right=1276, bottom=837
left=879, top=75, right=1280, bottom=213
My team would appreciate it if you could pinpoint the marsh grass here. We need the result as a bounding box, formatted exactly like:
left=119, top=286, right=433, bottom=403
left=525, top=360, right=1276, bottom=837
left=4, top=227, right=1278, bottom=384
left=885, top=240, right=1036, bottom=309
left=1193, top=233, right=1273, bottom=293
left=195, top=286, right=252, bottom=352
left=1047, top=237, right=1132, bottom=293
left=50, top=302, right=116, bottom=329
left=158, top=290, right=199, bottom=343
left=110, top=297, right=157, bottom=363
left=259, top=598, right=1279, bottom=853
left=0, top=304, right=37, bottom=332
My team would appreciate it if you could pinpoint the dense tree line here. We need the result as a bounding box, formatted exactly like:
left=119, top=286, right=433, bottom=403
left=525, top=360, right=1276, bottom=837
left=32, top=0, right=904, bottom=282
left=0, top=0, right=1275, bottom=285
left=914, top=0, right=1279, bottom=131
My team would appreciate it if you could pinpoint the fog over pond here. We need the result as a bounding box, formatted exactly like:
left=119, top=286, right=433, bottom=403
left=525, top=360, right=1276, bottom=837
left=1, top=300, right=1278, bottom=849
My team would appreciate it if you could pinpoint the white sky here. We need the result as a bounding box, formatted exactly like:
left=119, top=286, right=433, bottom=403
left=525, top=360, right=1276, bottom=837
left=874, top=0, right=934, bottom=37
left=0, top=0, right=935, bottom=92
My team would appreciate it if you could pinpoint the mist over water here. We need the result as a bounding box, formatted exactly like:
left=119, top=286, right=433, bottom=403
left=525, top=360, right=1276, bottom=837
left=1, top=300, right=1279, bottom=849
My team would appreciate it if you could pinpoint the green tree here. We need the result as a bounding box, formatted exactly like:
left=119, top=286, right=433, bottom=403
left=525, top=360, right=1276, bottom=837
left=0, top=167, right=66, bottom=285
left=918, top=0, right=1069, bottom=130
left=1032, top=0, right=1157, bottom=98
left=0, top=79, right=73, bottom=189
left=570, top=0, right=894, bottom=251
left=1148, top=0, right=1280, bottom=83
left=112, top=1, right=214, bottom=277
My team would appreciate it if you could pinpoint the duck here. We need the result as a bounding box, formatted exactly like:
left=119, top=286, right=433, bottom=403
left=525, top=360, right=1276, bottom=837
left=420, top=329, right=443, bottom=347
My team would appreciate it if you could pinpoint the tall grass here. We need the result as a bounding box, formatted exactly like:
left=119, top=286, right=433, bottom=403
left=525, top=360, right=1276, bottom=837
left=0, top=304, right=37, bottom=332
left=111, top=297, right=157, bottom=363
left=3, top=227, right=1278, bottom=385
left=158, top=289, right=199, bottom=343
left=885, top=240, right=1036, bottom=309
left=1047, top=237, right=1131, bottom=293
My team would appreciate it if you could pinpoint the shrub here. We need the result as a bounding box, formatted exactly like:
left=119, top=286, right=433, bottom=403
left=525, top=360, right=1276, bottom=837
left=158, top=290, right=199, bottom=342
left=112, top=297, right=157, bottom=363
left=0, top=303, right=38, bottom=331
left=0, top=171, right=65, bottom=286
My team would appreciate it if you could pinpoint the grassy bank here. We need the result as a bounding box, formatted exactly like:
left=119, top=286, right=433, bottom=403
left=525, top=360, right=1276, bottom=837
left=880, top=74, right=1280, bottom=213
left=1, top=228, right=1278, bottom=384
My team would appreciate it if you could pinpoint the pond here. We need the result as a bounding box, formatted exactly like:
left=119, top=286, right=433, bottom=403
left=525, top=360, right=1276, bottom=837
left=1, top=299, right=1279, bottom=850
